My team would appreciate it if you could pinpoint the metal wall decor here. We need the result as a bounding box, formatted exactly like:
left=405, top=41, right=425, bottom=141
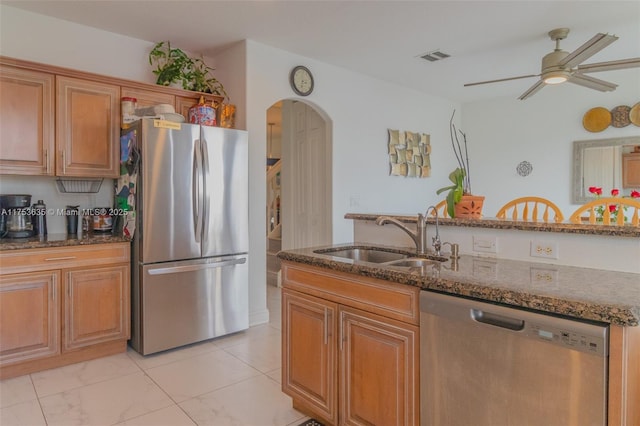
left=583, top=102, right=639, bottom=132
left=388, top=129, right=431, bottom=178
left=516, top=161, right=533, bottom=177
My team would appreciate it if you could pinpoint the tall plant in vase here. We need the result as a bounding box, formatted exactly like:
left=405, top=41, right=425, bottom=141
left=436, top=110, right=484, bottom=218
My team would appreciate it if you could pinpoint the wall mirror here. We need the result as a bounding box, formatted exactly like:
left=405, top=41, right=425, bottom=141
left=572, top=136, right=640, bottom=203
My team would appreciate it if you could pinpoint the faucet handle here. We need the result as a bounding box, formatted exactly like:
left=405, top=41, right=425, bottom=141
left=442, top=242, right=459, bottom=259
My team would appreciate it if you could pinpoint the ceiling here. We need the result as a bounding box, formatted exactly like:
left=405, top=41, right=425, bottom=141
left=3, top=1, right=639, bottom=103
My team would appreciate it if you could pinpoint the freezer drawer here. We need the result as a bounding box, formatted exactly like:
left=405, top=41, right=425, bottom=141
left=135, top=255, right=249, bottom=355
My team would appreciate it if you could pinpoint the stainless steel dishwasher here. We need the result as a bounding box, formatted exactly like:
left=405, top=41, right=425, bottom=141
left=420, top=291, right=608, bottom=426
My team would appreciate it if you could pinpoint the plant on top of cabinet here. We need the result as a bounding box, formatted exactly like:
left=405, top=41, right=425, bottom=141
left=149, top=41, right=227, bottom=99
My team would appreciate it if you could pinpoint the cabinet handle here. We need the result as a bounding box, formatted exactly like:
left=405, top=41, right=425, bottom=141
left=44, top=256, right=77, bottom=261
left=44, top=149, right=50, bottom=174
left=61, top=150, right=66, bottom=174
left=324, top=308, right=330, bottom=345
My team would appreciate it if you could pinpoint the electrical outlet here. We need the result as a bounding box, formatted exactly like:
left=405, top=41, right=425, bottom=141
left=530, top=267, right=559, bottom=284
left=530, top=241, right=559, bottom=259
left=472, top=236, right=497, bottom=253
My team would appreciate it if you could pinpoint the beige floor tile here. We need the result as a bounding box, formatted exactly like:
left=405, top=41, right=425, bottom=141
left=31, top=352, right=141, bottom=397
left=222, top=332, right=282, bottom=373
left=145, top=350, right=261, bottom=403
left=266, top=367, right=282, bottom=385
left=179, top=375, right=305, bottom=426
left=126, top=340, right=218, bottom=370
left=115, top=405, right=196, bottom=426
left=0, top=375, right=37, bottom=408
left=212, top=323, right=280, bottom=349
left=39, top=372, right=173, bottom=426
left=0, top=398, right=46, bottom=426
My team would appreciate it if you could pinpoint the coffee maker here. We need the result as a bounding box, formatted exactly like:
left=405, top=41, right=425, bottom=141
left=0, top=194, right=36, bottom=239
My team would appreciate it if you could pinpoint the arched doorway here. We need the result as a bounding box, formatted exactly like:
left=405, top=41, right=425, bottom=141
left=265, top=99, right=332, bottom=285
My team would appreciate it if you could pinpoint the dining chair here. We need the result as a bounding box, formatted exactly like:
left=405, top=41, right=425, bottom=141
left=569, top=197, right=640, bottom=226
left=428, top=200, right=449, bottom=218
left=495, top=196, right=564, bottom=223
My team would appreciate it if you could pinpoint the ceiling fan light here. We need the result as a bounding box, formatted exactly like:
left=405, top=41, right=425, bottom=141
left=543, top=70, right=568, bottom=84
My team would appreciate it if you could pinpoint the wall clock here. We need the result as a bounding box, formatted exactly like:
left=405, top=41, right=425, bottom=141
left=289, top=65, right=314, bottom=96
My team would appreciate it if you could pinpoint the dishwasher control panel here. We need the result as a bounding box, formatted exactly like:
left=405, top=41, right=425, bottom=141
left=529, top=324, right=607, bottom=356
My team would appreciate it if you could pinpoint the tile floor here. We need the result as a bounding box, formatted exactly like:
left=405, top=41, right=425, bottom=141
left=0, top=285, right=309, bottom=426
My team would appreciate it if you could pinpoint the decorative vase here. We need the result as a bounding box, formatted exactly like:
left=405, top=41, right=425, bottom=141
left=188, top=96, right=216, bottom=126
left=218, top=103, right=236, bottom=129
left=454, top=195, right=485, bottom=219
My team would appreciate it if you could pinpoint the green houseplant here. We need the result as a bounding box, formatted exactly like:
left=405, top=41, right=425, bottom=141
left=149, top=41, right=227, bottom=98
left=436, top=110, right=484, bottom=218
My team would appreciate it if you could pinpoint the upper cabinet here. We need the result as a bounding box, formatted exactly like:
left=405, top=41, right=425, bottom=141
left=0, top=65, right=55, bottom=175
left=0, top=56, right=224, bottom=178
left=56, top=76, right=120, bottom=178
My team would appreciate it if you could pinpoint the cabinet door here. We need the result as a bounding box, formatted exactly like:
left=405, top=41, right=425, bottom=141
left=56, top=76, right=120, bottom=177
left=282, top=289, right=338, bottom=425
left=622, top=153, right=640, bottom=188
left=63, top=264, right=129, bottom=351
left=0, top=271, right=60, bottom=365
left=340, top=306, right=419, bottom=426
left=121, top=86, right=175, bottom=110
left=0, top=65, right=55, bottom=175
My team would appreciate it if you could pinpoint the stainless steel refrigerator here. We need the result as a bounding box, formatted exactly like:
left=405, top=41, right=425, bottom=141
left=124, top=119, right=249, bottom=355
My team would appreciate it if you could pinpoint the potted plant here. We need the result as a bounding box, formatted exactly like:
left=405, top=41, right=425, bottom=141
left=149, top=41, right=227, bottom=98
left=436, top=110, right=484, bottom=218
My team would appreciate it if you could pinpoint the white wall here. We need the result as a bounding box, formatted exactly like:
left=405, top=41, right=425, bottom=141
left=462, top=72, right=640, bottom=218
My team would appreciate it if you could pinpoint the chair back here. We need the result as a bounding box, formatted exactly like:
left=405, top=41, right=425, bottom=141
left=569, top=197, right=640, bottom=226
left=429, top=200, right=449, bottom=218
left=495, top=196, right=564, bottom=223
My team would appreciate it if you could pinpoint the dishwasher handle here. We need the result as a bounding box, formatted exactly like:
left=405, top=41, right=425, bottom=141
left=470, top=308, right=525, bottom=331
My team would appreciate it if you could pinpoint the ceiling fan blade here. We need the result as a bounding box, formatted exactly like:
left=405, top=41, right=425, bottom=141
left=568, top=73, right=617, bottom=91
left=464, top=74, right=538, bottom=87
left=577, top=57, right=640, bottom=73
left=518, top=79, right=545, bottom=100
left=558, top=33, right=618, bottom=69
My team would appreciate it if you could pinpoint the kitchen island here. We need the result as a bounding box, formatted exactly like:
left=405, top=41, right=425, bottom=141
left=278, top=243, right=640, bottom=425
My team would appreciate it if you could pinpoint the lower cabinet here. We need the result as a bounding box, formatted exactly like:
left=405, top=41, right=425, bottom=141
left=282, top=261, right=419, bottom=426
left=0, top=243, right=130, bottom=379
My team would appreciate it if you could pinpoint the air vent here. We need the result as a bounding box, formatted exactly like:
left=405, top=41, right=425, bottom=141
left=420, top=50, right=451, bottom=62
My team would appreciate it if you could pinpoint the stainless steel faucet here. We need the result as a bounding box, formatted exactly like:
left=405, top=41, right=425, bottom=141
left=375, top=214, right=428, bottom=255
left=426, top=205, right=441, bottom=256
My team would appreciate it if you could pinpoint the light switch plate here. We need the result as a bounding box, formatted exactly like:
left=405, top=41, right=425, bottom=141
left=472, top=236, right=497, bottom=253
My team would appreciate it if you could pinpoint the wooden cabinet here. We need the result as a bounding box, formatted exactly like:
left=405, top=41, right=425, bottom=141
left=56, top=76, right=120, bottom=178
left=121, top=86, right=175, bottom=109
left=0, top=243, right=130, bottom=379
left=0, top=271, right=60, bottom=365
left=64, top=265, right=129, bottom=351
left=281, top=261, right=419, bottom=426
left=282, top=289, right=338, bottom=424
left=622, top=153, right=640, bottom=188
left=0, top=65, right=55, bottom=175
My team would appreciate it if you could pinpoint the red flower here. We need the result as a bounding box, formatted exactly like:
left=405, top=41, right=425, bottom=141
left=631, top=190, right=640, bottom=198
left=589, top=186, right=602, bottom=195
left=611, top=188, right=619, bottom=196
left=608, top=204, right=617, bottom=213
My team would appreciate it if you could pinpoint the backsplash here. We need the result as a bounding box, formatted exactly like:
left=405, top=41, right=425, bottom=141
left=353, top=219, right=640, bottom=274
left=0, top=175, right=115, bottom=234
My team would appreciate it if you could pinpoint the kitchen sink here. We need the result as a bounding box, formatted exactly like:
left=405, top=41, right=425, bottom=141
left=314, top=247, right=411, bottom=263
left=385, top=258, right=443, bottom=268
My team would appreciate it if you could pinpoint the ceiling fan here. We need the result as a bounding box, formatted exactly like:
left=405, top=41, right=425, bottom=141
left=464, top=28, right=640, bottom=100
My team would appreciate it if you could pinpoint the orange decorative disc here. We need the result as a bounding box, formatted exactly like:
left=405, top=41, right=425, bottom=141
left=630, top=103, right=640, bottom=127
left=582, top=107, right=611, bottom=132
left=610, top=105, right=631, bottom=128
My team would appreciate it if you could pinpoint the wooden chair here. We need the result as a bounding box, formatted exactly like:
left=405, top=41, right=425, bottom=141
left=428, top=200, right=449, bottom=218
left=495, top=196, right=564, bottom=223
left=569, top=197, right=640, bottom=226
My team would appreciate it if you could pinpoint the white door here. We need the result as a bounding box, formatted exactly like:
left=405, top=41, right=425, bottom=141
left=282, top=101, right=331, bottom=250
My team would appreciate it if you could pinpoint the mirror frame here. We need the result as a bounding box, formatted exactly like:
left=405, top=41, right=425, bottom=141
left=572, top=136, right=640, bottom=203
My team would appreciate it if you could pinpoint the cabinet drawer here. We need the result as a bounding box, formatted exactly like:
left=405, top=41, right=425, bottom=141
left=0, top=243, right=130, bottom=274
left=282, top=262, right=420, bottom=325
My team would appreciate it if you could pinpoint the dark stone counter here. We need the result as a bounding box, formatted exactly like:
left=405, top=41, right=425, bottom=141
left=278, top=243, right=640, bottom=326
left=0, top=233, right=130, bottom=251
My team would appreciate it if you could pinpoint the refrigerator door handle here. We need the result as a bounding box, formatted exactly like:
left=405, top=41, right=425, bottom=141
left=147, top=258, right=247, bottom=276
left=201, top=136, right=211, bottom=238
left=193, top=139, right=204, bottom=242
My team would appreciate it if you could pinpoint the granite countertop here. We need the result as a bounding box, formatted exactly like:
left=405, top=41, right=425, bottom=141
left=345, top=213, right=640, bottom=237
left=0, top=233, right=130, bottom=251
left=278, top=243, right=640, bottom=326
